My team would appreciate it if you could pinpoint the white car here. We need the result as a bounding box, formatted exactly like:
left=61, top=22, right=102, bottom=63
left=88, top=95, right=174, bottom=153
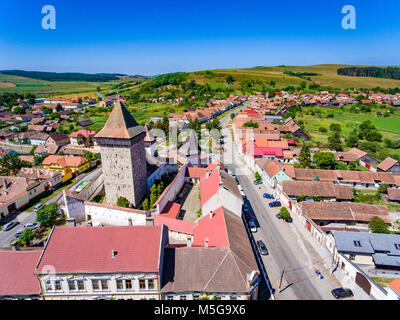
left=24, top=222, right=41, bottom=230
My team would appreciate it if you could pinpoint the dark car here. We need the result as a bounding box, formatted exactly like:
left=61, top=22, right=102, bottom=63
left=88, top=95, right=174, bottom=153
left=331, top=288, right=353, bottom=299
left=253, top=180, right=263, bottom=185
left=263, top=193, right=274, bottom=199
left=269, top=201, right=282, bottom=207
left=256, top=240, right=268, bottom=255
left=2, top=221, right=19, bottom=231
left=285, top=217, right=293, bottom=223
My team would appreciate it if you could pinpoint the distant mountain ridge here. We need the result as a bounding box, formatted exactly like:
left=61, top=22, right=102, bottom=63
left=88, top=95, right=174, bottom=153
left=0, top=70, right=145, bottom=82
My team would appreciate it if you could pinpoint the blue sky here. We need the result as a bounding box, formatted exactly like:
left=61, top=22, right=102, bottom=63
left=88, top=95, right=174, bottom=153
left=0, top=0, right=399, bottom=76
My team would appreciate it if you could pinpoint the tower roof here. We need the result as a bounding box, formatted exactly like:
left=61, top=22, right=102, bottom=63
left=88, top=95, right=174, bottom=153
left=95, top=101, right=145, bottom=139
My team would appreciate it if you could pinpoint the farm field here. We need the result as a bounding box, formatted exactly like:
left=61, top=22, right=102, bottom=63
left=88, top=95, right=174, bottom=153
left=188, top=64, right=400, bottom=90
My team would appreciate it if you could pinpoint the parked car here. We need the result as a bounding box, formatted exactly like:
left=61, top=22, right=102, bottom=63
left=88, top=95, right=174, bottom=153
left=331, top=288, right=353, bottom=299
left=263, top=193, right=274, bottom=199
left=275, top=213, right=282, bottom=219
left=34, top=204, right=45, bottom=212
left=257, top=240, right=269, bottom=255
left=24, top=222, right=41, bottom=230
left=15, top=229, right=25, bottom=238
left=248, top=220, right=257, bottom=232
left=269, top=201, right=282, bottom=207
left=2, top=221, right=19, bottom=231
left=285, top=217, right=293, bottom=223
left=253, top=180, right=263, bottom=185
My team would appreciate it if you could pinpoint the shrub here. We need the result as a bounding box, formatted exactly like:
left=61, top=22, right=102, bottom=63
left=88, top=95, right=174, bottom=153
left=279, top=207, right=291, bottom=219
left=368, top=216, right=390, bottom=234
left=117, top=197, right=130, bottom=208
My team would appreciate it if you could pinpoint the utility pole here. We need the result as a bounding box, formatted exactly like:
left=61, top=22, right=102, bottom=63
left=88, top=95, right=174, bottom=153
left=278, top=270, right=285, bottom=290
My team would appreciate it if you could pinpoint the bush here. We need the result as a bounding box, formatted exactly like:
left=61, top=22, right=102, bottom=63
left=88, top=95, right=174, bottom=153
left=17, top=229, right=35, bottom=247
left=279, top=207, right=291, bottom=219
left=117, top=197, right=130, bottom=208
left=255, top=172, right=262, bottom=180
left=36, top=203, right=58, bottom=227
left=368, top=216, right=390, bottom=234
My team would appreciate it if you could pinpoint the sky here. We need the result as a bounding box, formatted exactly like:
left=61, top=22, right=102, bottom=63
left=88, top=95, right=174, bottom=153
left=0, top=0, right=399, bottom=76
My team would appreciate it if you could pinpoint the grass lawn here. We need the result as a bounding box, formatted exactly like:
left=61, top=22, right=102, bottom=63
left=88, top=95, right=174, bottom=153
left=371, top=277, right=396, bottom=288
left=22, top=178, right=78, bottom=213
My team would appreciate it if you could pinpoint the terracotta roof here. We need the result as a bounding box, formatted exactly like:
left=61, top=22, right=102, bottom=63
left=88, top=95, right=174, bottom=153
left=282, top=181, right=353, bottom=200
left=389, top=278, right=400, bottom=295
left=0, top=251, right=42, bottom=297
left=42, top=155, right=87, bottom=168
left=388, top=188, right=400, bottom=201
left=378, top=157, right=398, bottom=172
left=35, top=143, right=59, bottom=154
left=160, top=201, right=181, bottom=219
left=152, top=214, right=194, bottom=235
left=394, top=176, right=400, bottom=187
left=162, top=207, right=258, bottom=293
left=263, top=161, right=282, bottom=177
left=299, top=202, right=391, bottom=224
left=17, top=168, right=61, bottom=181
left=95, top=101, right=145, bottom=139
left=70, top=129, right=96, bottom=138
left=334, top=152, right=359, bottom=162
left=348, top=148, right=367, bottom=159
left=36, top=226, right=165, bottom=274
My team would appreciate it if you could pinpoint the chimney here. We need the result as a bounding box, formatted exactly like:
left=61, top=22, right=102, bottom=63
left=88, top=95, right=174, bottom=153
left=3, top=179, right=7, bottom=190
left=205, top=237, right=209, bottom=248
left=209, top=212, right=213, bottom=220
left=187, top=236, right=192, bottom=248
left=146, top=216, right=154, bottom=226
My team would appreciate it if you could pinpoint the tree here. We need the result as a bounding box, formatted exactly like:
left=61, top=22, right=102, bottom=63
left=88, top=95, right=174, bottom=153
left=243, top=121, right=259, bottom=128
left=226, top=75, right=235, bottom=84
left=298, top=145, right=312, bottom=168
left=255, top=172, right=262, bottom=180
left=77, top=133, right=85, bottom=145
left=230, top=113, right=236, bottom=120
left=41, top=106, right=52, bottom=114
left=329, top=123, right=341, bottom=133
left=0, top=154, right=31, bottom=176
left=17, top=229, right=35, bottom=247
left=117, top=197, right=130, bottom=208
left=55, top=103, right=63, bottom=112
left=279, top=207, right=291, bottom=219
left=13, top=106, right=26, bottom=114
left=368, top=216, right=390, bottom=234
left=313, top=151, right=337, bottom=169
left=149, top=185, right=158, bottom=208
left=142, top=198, right=150, bottom=210
left=328, top=131, right=343, bottom=151
left=346, top=129, right=359, bottom=148
left=36, top=203, right=58, bottom=227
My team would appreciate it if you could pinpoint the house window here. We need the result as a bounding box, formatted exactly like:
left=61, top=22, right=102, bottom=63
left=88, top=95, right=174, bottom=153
left=92, top=279, right=109, bottom=291
left=230, top=296, right=238, bottom=300
left=148, top=279, right=155, bottom=290
left=167, top=296, right=174, bottom=300
left=45, top=280, right=52, bottom=291
left=68, top=280, right=85, bottom=291
left=193, top=295, right=200, bottom=300
left=395, top=244, right=400, bottom=250
left=353, top=241, right=361, bottom=247
left=180, top=295, right=186, bottom=300
left=116, top=280, right=124, bottom=290
left=139, top=280, right=146, bottom=290
left=54, top=280, right=62, bottom=290
left=116, top=279, right=133, bottom=291
left=77, top=280, right=85, bottom=290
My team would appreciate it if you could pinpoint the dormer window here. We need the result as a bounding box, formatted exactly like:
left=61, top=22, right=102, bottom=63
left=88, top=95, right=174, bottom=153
left=354, top=240, right=361, bottom=247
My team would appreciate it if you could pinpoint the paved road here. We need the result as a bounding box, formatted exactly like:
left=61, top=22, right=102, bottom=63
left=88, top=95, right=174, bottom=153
left=0, top=167, right=102, bottom=247
left=219, top=110, right=338, bottom=300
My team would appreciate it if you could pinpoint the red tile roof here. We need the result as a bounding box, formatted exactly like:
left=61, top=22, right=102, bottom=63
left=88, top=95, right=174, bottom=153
left=36, top=226, right=165, bottom=274
left=0, top=251, right=41, bottom=297
left=152, top=215, right=194, bottom=235
left=160, top=201, right=181, bottom=219
left=200, top=169, right=221, bottom=206
left=389, top=278, right=400, bottom=295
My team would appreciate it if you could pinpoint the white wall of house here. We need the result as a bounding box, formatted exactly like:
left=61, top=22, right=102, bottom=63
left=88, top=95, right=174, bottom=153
left=202, top=188, right=243, bottom=218
left=84, top=203, right=147, bottom=226
left=38, top=272, right=160, bottom=300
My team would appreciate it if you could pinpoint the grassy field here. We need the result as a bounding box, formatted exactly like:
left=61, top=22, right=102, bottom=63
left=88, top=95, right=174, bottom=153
left=0, top=73, right=136, bottom=96
left=189, top=64, right=400, bottom=90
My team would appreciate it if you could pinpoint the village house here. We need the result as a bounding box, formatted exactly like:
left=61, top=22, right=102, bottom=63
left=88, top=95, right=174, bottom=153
left=377, top=157, right=400, bottom=176
left=42, top=155, right=89, bottom=182
left=35, top=225, right=168, bottom=300
left=69, top=130, right=96, bottom=146
left=46, top=132, right=70, bottom=147
left=0, top=250, right=42, bottom=300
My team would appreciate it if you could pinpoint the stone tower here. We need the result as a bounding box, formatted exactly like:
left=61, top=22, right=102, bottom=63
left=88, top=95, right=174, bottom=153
left=95, top=101, right=147, bottom=208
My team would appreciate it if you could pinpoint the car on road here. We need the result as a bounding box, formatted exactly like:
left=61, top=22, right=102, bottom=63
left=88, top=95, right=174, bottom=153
left=256, top=240, right=268, bottom=255
left=248, top=220, right=257, bottom=232
left=253, top=180, right=263, bottom=185
left=275, top=213, right=282, bottom=219
left=285, top=217, right=293, bottom=223
left=2, top=221, right=19, bottom=231
left=269, top=201, right=282, bottom=207
left=24, top=222, right=41, bottom=230
left=263, top=193, right=274, bottom=199
left=331, top=288, right=353, bottom=299
left=34, top=203, right=45, bottom=212
left=15, top=229, right=25, bottom=238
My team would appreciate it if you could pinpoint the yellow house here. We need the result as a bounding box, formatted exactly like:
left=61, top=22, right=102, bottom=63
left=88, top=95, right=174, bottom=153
left=42, top=155, right=90, bottom=182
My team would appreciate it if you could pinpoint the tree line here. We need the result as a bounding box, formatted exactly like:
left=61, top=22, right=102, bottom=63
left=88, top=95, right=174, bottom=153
left=337, top=67, right=400, bottom=80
